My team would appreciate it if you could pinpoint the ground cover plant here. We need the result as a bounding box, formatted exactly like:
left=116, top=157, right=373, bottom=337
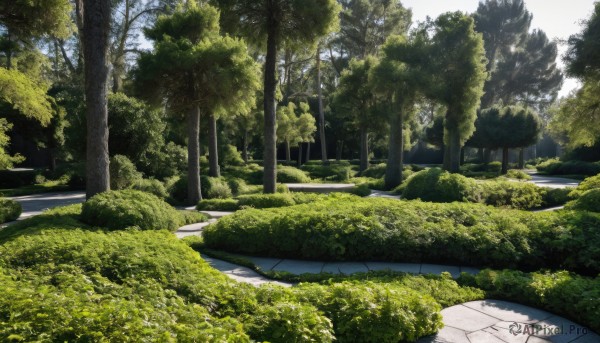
left=0, top=205, right=462, bottom=342
left=203, top=197, right=600, bottom=275
left=0, top=198, right=21, bottom=223
left=81, top=190, right=206, bottom=231
left=536, top=158, right=600, bottom=177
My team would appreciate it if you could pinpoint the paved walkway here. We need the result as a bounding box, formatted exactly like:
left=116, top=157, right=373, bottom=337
left=9, top=191, right=86, bottom=219
left=526, top=172, right=580, bottom=189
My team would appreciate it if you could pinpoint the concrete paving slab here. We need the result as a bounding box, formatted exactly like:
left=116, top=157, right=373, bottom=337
left=467, top=330, right=508, bottom=343
left=201, top=255, right=290, bottom=287
left=176, top=221, right=213, bottom=232
left=441, top=305, right=500, bottom=331
left=570, top=332, right=600, bottom=342
left=365, top=262, right=421, bottom=274
left=11, top=191, right=86, bottom=219
left=271, top=259, right=325, bottom=274
left=527, top=174, right=580, bottom=189
left=421, top=264, right=461, bottom=278
left=416, top=326, right=470, bottom=343
left=482, top=325, right=530, bottom=343
left=245, top=256, right=282, bottom=271
left=463, top=300, right=553, bottom=323
left=368, top=190, right=401, bottom=199
left=321, top=262, right=369, bottom=275
left=531, top=316, right=587, bottom=343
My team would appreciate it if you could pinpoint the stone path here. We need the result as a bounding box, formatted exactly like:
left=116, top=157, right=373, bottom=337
left=526, top=172, right=580, bottom=189
left=9, top=191, right=86, bottom=219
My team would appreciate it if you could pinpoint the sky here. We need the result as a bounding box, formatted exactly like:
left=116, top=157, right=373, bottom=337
left=401, top=0, right=597, bottom=97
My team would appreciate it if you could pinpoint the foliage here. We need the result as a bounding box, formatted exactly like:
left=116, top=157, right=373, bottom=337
left=565, top=2, right=600, bottom=79
left=570, top=173, right=600, bottom=197
left=132, top=178, right=169, bottom=198
left=276, top=102, right=316, bottom=152
left=0, top=169, right=38, bottom=188
left=295, top=282, right=442, bottom=343
left=109, top=155, right=142, bottom=190
left=459, top=269, right=600, bottom=333
left=0, top=118, right=25, bottom=169
left=0, top=198, right=21, bottom=223
left=0, top=67, right=53, bottom=126
left=219, top=144, right=245, bottom=167
left=505, top=169, right=532, bottom=180
left=81, top=190, right=187, bottom=231
left=277, top=166, right=312, bottom=183
left=237, top=193, right=296, bottom=209
left=197, top=192, right=328, bottom=211
left=204, top=196, right=600, bottom=274
left=0, top=0, right=72, bottom=39
left=565, top=189, right=600, bottom=213
left=197, top=198, right=240, bottom=211
left=360, top=163, right=387, bottom=178
left=477, top=180, right=543, bottom=210
left=349, top=183, right=372, bottom=197
left=301, top=163, right=352, bottom=181
left=402, top=168, right=479, bottom=203
left=541, top=188, right=573, bottom=208
left=536, top=159, right=600, bottom=177
left=144, top=142, right=188, bottom=179
left=201, top=176, right=233, bottom=199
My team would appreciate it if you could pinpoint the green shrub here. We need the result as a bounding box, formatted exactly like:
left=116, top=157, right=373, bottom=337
left=565, top=189, right=600, bottom=212
left=0, top=198, right=21, bottom=223
left=276, top=183, right=289, bottom=193
left=228, top=178, right=249, bottom=195
left=295, top=282, right=442, bottom=343
left=402, top=168, right=479, bottom=203
left=109, top=155, right=142, bottom=190
left=81, top=190, right=185, bottom=231
left=0, top=169, right=37, bottom=188
left=179, top=210, right=209, bottom=224
left=197, top=199, right=240, bottom=211
left=350, top=183, right=371, bottom=196
left=277, top=166, right=312, bottom=183
left=570, top=173, right=600, bottom=197
left=537, top=159, right=600, bottom=176
left=168, top=174, right=188, bottom=203
left=360, top=163, right=387, bottom=178
left=459, top=269, right=600, bottom=333
left=289, top=192, right=326, bottom=204
left=542, top=187, right=573, bottom=207
left=201, top=176, right=233, bottom=199
left=132, top=178, right=168, bottom=198
left=222, top=164, right=263, bottom=185
left=204, top=197, right=600, bottom=274
left=301, top=164, right=352, bottom=181
left=506, top=169, right=532, bottom=180
left=237, top=193, right=296, bottom=209
left=245, top=301, right=335, bottom=343
left=219, top=144, right=245, bottom=167
left=478, top=181, right=543, bottom=210
left=143, top=141, right=188, bottom=179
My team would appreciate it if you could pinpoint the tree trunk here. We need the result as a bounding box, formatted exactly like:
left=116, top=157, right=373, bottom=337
left=449, top=128, right=462, bottom=173
left=285, top=140, right=291, bottom=163
left=242, top=130, right=249, bottom=163
left=359, top=125, right=369, bottom=173
left=518, top=148, right=525, bottom=169
left=306, top=142, right=311, bottom=162
left=316, top=45, right=327, bottom=164
left=83, top=0, right=111, bottom=199
left=336, top=141, right=343, bottom=161
left=501, top=147, right=509, bottom=174
left=208, top=113, right=220, bottom=177
left=384, top=109, right=403, bottom=190
left=297, top=143, right=303, bottom=167
left=460, top=147, right=466, bottom=165
left=443, top=144, right=451, bottom=171
left=187, top=106, right=201, bottom=204
left=263, top=23, right=279, bottom=193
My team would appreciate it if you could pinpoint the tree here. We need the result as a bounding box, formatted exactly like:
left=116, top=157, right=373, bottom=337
left=137, top=4, right=258, bottom=203
left=429, top=12, right=487, bottom=173
left=565, top=2, right=600, bottom=80
left=370, top=35, right=425, bottom=189
left=330, top=56, right=378, bottom=172
left=276, top=102, right=316, bottom=162
left=213, top=0, right=340, bottom=193
left=0, top=118, right=25, bottom=169
left=469, top=106, right=541, bottom=173
left=82, top=0, right=111, bottom=199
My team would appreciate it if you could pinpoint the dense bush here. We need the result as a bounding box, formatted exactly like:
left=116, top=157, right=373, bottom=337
left=478, top=180, right=543, bottom=210
left=204, top=197, right=600, bottom=275
left=350, top=183, right=372, bottom=196
left=402, top=168, right=479, bottom=203
left=360, top=163, right=387, bottom=178
left=565, top=189, right=600, bottom=212
left=0, top=207, right=452, bottom=342
left=459, top=270, right=600, bottom=333
left=570, top=173, right=600, bottom=197
left=168, top=174, right=188, bottom=203
left=0, top=198, right=21, bottom=223
left=505, top=169, right=532, bottom=180
left=219, top=144, right=245, bottom=167
left=0, top=169, right=38, bottom=188
left=227, top=178, right=250, bottom=196
left=143, top=141, right=188, bottom=179
left=542, top=187, right=573, bottom=207
left=295, top=282, right=442, bottom=343
left=109, top=154, right=142, bottom=190
left=277, top=166, right=312, bottom=183
left=132, top=178, right=169, bottom=198
left=238, top=193, right=296, bottom=209
left=301, top=163, right=352, bottom=181
left=537, top=159, right=600, bottom=176
left=81, top=190, right=190, bottom=231
left=222, top=164, right=263, bottom=185
left=197, top=198, right=240, bottom=211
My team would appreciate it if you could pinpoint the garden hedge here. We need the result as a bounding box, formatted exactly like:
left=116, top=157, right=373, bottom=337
left=204, top=197, right=600, bottom=275
left=81, top=190, right=205, bottom=231
left=0, top=198, right=21, bottom=223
